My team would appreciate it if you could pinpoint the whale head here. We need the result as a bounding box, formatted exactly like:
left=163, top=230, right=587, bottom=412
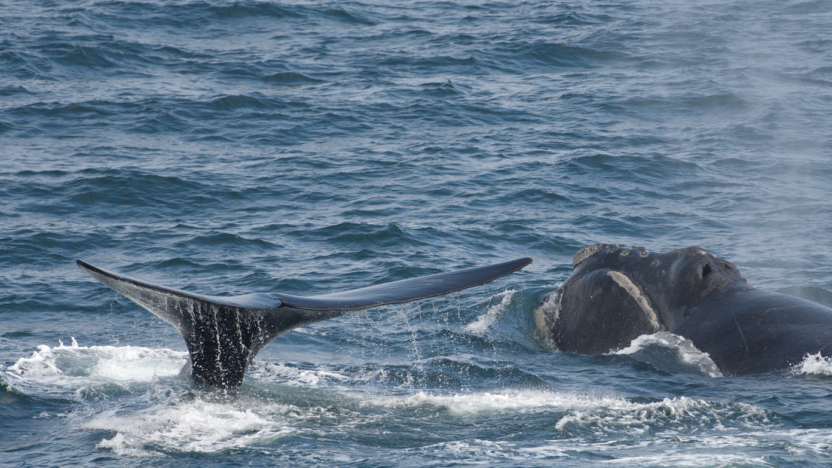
left=537, top=244, right=750, bottom=353
left=572, top=244, right=750, bottom=331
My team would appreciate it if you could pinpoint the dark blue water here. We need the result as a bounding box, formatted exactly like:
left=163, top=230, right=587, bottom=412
left=3, top=0, right=832, bottom=466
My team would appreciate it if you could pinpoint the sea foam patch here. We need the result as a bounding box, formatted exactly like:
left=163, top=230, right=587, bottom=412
left=2, top=340, right=187, bottom=397
left=0, top=344, right=779, bottom=460
left=83, top=389, right=773, bottom=457
left=85, top=399, right=302, bottom=456
left=247, top=361, right=350, bottom=387
left=387, top=390, right=630, bottom=415
left=367, top=389, right=770, bottom=432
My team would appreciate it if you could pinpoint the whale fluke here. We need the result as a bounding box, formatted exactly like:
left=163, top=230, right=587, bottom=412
left=77, top=258, right=531, bottom=387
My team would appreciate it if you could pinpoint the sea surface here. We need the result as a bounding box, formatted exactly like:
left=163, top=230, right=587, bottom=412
left=2, top=0, right=832, bottom=466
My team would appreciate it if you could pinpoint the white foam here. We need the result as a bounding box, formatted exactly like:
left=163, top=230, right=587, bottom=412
left=517, top=426, right=832, bottom=464
left=367, top=389, right=762, bottom=427
left=464, top=289, right=516, bottom=335
left=247, top=361, right=350, bottom=387
left=86, top=389, right=761, bottom=457
left=388, top=389, right=627, bottom=415
left=614, top=332, right=723, bottom=377
left=96, top=433, right=163, bottom=458
left=2, top=341, right=188, bottom=397
left=28, top=373, right=780, bottom=460
left=794, top=352, right=832, bottom=376
left=419, top=439, right=537, bottom=461
left=370, top=391, right=779, bottom=465
left=589, top=451, right=769, bottom=466
left=85, top=399, right=301, bottom=455
left=1, top=343, right=787, bottom=461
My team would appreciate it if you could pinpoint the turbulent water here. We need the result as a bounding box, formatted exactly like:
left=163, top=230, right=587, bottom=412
left=2, top=0, right=832, bottom=466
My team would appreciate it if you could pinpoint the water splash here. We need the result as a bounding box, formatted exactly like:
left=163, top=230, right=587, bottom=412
left=614, top=332, right=723, bottom=377
left=793, top=353, right=832, bottom=377
left=2, top=340, right=187, bottom=398
left=464, top=289, right=516, bottom=335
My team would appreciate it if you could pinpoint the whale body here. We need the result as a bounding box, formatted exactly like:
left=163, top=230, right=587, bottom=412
left=536, top=244, right=832, bottom=375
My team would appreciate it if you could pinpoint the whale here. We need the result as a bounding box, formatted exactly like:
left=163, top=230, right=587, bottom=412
left=77, top=258, right=531, bottom=387
left=535, top=244, right=832, bottom=375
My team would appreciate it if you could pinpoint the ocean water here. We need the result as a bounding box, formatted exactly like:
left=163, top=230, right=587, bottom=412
left=2, top=0, right=832, bottom=466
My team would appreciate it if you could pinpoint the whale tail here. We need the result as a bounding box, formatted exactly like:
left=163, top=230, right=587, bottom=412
left=77, top=258, right=531, bottom=387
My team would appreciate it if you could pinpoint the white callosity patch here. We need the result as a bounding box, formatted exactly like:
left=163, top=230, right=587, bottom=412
left=464, top=289, right=516, bottom=335
left=573, top=244, right=607, bottom=267
left=614, top=332, right=723, bottom=377
left=533, top=287, right=563, bottom=351
left=607, top=271, right=662, bottom=331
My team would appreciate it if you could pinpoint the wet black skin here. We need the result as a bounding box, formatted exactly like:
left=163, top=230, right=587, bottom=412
left=539, top=244, right=832, bottom=375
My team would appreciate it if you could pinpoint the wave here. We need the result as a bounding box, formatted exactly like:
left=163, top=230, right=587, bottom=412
left=263, top=72, right=324, bottom=86
left=0, top=341, right=806, bottom=462
left=81, top=388, right=778, bottom=458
